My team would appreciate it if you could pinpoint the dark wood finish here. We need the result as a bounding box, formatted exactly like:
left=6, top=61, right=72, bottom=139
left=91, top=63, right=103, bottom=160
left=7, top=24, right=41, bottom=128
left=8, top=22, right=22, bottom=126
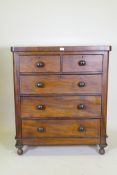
left=101, top=52, right=109, bottom=145
left=20, top=55, right=60, bottom=72
left=22, top=119, right=100, bottom=138
left=20, top=75, right=101, bottom=94
left=13, top=53, right=22, bottom=138
left=22, top=138, right=100, bottom=145
left=11, top=46, right=111, bottom=52
left=21, top=96, right=101, bottom=118
left=11, top=46, right=111, bottom=155
left=63, top=55, right=103, bottom=72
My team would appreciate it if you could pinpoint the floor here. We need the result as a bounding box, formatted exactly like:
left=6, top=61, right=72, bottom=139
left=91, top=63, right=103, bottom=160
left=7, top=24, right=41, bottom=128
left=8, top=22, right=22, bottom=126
left=0, top=128, right=117, bottom=175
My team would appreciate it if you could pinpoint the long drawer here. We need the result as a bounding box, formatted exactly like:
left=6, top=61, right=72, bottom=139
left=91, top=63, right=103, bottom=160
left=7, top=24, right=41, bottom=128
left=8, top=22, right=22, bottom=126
left=20, top=75, right=102, bottom=94
left=22, top=119, right=100, bottom=138
left=21, top=96, right=101, bottom=118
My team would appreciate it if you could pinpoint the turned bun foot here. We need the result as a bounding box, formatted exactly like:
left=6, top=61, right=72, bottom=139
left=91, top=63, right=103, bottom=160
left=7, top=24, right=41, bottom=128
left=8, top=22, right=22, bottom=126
left=99, top=144, right=107, bottom=155
left=17, top=148, right=23, bottom=155
left=99, top=148, right=105, bottom=155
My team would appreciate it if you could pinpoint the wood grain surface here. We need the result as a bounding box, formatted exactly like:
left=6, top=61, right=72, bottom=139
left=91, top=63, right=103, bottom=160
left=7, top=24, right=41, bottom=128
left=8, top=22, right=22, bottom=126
left=20, top=55, right=60, bottom=72
left=63, top=55, right=102, bottom=72
left=21, top=96, right=101, bottom=118
left=22, top=119, right=100, bottom=138
left=20, top=74, right=102, bottom=94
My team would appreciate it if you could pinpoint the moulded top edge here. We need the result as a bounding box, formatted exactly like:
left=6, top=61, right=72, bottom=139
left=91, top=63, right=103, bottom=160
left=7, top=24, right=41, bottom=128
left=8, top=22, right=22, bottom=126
left=11, top=45, right=112, bottom=52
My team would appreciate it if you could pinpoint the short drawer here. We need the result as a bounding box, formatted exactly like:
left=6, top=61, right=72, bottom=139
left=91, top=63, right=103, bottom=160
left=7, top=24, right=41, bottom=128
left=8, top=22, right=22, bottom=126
left=20, top=75, right=101, bottom=94
left=20, top=55, right=60, bottom=72
left=21, top=96, right=101, bottom=118
left=22, top=119, right=100, bottom=138
left=63, top=55, right=103, bottom=72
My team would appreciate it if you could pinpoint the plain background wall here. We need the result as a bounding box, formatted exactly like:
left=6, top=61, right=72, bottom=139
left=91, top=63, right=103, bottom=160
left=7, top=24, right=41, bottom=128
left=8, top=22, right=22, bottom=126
left=0, top=1, right=117, bottom=175
left=0, top=0, right=116, bottom=132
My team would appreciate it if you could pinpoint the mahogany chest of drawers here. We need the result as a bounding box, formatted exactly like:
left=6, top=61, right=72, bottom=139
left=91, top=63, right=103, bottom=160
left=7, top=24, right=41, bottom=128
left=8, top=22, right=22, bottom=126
left=11, top=46, right=111, bottom=155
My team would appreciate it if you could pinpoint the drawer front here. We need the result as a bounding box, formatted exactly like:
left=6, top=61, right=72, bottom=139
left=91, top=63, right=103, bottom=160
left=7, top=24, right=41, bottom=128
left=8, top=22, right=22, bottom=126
left=63, top=55, right=103, bottom=72
left=20, top=75, right=101, bottom=94
left=22, top=119, right=100, bottom=138
left=20, top=55, right=60, bottom=72
left=21, top=96, right=101, bottom=118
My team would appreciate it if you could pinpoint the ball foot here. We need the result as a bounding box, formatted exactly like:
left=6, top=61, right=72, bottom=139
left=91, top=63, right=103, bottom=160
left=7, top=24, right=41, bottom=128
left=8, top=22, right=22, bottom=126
left=17, top=148, right=23, bottom=155
left=99, top=148, right=105, bottom=155
left=99, top=144, right=107, bottom=155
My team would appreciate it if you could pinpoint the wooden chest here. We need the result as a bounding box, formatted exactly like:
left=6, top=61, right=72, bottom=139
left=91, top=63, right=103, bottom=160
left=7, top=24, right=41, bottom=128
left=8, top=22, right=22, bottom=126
left=11, top=46, right=111, bottom=155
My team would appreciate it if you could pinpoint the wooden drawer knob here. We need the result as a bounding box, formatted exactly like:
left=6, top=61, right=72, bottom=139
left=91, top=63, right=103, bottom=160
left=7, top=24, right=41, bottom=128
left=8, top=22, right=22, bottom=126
left=78, top=81, right=85, bottom=87
left=77, top=104, right=86, bottom=110
left=36, top=104, right=45, bottom=110
left=78, top=126, right=85, bottom=132
left=79, top=60, right=86, bottom=66
left=37, top=82, right=44, bottom=88
left=36, top=62, right=45, bottom=68
left=37, top=127, right=45, bottom=132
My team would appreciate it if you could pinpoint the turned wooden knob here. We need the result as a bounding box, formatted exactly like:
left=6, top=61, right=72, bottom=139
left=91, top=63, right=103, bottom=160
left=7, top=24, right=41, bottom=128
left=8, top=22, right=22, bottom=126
left=36, top=104, right=45, bottom=110
left=37, top=127, right=45, bottom=132
left=37, top=82, right=44, bottom=88
left=36, top=62, right=45, bottom=67
left=79, top=60, right=86, bottom=66
left=78, top=126, right=85, bottom=132
left=78, top=81, right=85, bottom=87
left=77, top=104, right=86, bottom=110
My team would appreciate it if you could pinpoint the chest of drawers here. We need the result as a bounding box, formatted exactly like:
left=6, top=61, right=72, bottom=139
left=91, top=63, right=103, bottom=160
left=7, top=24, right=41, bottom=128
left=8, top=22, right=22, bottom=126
left=11, top=46, right=111, bottom=155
